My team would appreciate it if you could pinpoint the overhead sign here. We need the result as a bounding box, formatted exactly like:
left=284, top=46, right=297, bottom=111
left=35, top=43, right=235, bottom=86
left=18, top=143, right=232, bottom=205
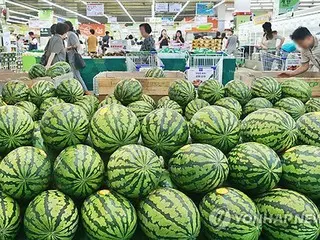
left=108, top=16, right=117, bottom=23
left=279, top=0, right=299, bottom=15
left=86, top=3, right=104, bottom=17
left=144, top=17, right=162, bottom=23
left=155, top=3, right=168, bottom=12
left=39, top=10, right=53, bottom=21
left=234, top=0, right=250, bottom=12
left=196, top=3, right=215, bottom=16
left=253, top=13, right=270, bottom=25
left=29, top=19, right=51, bottom=28
left=79, top=23, right=105, bottom=36
left=161, top=17, right=174, bottom=26
left=169, top=3, right=182, bottom=13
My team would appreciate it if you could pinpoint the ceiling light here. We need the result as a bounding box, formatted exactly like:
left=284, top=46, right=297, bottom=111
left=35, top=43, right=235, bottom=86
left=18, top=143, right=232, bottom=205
left=9, top=15, right=29, bottom=21
left=174, top=1, right=190, bottom=20
left=212, top=0, right=226, bottom=10
left=80, top=0, right=87, bottom=5
left=115, top=0, right=135, bottom=23
left=8, top=10, right=39, bottom=18
left=7, top=19, right=28, bottom=25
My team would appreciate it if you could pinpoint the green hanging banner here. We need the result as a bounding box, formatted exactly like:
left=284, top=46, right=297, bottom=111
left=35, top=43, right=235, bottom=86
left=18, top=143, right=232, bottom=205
left=39, top=10, right=54, bottom=21
left=279, top=0, right=299, bottom=15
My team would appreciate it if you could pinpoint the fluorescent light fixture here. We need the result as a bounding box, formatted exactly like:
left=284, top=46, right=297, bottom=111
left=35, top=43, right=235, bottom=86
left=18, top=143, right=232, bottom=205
left=174, top=0, right=190, bottom=20
left=212, top=0, right=226, bottom=10
left=152, top=0, right=155, bottom=18
left=115, top=0, right=135, bottom=23
left=8, top=10, right=39, bottom=18
left=7, top=19, right=28, bottom=24
left=9, top=15, right=29, bottom=21
left=80, top=0, right=87, bottom=5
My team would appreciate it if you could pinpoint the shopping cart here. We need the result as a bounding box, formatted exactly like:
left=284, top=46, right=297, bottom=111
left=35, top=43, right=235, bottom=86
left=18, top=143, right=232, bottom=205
left=236, top=47, right=245, bottom=67
left=126, top=51, right=164, bottom=72
left=260, top=50, right=301, bottom=71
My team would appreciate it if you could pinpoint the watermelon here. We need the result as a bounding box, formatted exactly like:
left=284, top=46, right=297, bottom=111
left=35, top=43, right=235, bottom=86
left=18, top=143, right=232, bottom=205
left=28, top=64, right=46, bottom=79
left=145, top=67, right=165, bottom=78
left=138, top=188, right=201, bottom=239
left=141, top=108, right=189, bottom=159
left=198, top=79, right=225, bottom=104
left=0, top=191, right=20, bottom=240
left=56, top=78, right=84, bottom=103
left=128, top=100, right=154, bottom=122
left=2, top=80, right=29, bottom=105
left=168, top=79, right=196, bottom=108
left=82, top=190, right=137, bottom=239
left=168, top=144, right=229, bottom=193
left=225, top=79, right=252, bottom=105
left=15, top=101, right=39, bottom=121
left=140, top=94, right=156, bottom=109
left=0, top=106, right=34, bottom=154
left=53, top=144, right=104, bottom=199
left=75, top=98, right=96, bottom=119
left=32, top=121, right=48, bottom=154
left=46, top=65, right=66, bottom=78
left=24, top=190, right=79, bottom=240
left=52, top=61, right=72, bottom=73
left=39, top=97, right=65, bottom=118
left=98, top=94, right=121, bottom=108
left=251, top=77, right=282, bottom=103
left=157, top=99, right=183, bottom=115
left=114, top=78, right=143, bottom=105
left=29, top=80, right=56, bottom=107
left=185, top=99, right=210, bottom=121
left=305, top=98, right=320, bottom=113
left=81, top=95, right=99, bottom=111
left=90, top=104, right=140, bottom=154
left=243, top=97, right=273, bottom=116
left=158, top=169, right=176, bottom=188
left=215, top=97, right=242, bottom=119
left=255, top=188, right=320, bottom=240
left=190, top=106, right=240, bottom=153
left=241, top=108, right=297, bottom=152
left=228, top=142, right=282, bottom=195
left=40, top=103, right=89, bottom=150
left=107, top=144, right=163, bottom=198
left=281, top=78, right=312, bottom=103
left=274, top=97, right=306, bottom=120
left=0, top=97, right=6, bottom=106
left=200, top=187, right=262, bottom=240
left=296, top=112, right=320, bottom=147
left=157, top=96, right=170, bottom=107
left=0, top=146, right=51, bottom=200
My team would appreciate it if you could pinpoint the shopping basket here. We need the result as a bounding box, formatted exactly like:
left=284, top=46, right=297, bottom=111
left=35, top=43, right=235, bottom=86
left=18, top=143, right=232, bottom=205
left=126, top=51, right=164, bottom=72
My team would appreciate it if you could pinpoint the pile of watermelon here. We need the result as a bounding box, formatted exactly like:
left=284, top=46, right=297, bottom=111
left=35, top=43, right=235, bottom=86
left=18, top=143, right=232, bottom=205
left=1, top=73, right=320, bottom=240
left=28, top=62, right=72, bottom=79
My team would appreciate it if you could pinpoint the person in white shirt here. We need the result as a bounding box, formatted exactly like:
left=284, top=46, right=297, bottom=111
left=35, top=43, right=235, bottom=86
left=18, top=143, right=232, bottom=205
left=28, top=32, right=38, bottom=51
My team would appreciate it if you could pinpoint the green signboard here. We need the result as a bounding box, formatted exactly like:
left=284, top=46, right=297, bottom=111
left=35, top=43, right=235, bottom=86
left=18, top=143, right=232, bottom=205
left=39, top=10, right=54, bottom=21
left=279, top=0, right=299, bottom=15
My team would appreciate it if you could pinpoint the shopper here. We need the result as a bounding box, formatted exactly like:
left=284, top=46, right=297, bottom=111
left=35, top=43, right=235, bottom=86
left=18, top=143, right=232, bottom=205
left=226, top=29, right=239, bottom=56
left=128, top=35, right=135, bottom=45
left=50, top=24, right=57, bottom=35
left=174, top=30, right=185, bottom=44
left=102, top=31, right=110, bottom=51
left=28, top=32, right=38, bottom=51
left=221, top=32, right=228, bottom=51
left=87, top=29, right=98, bottom=54
left=158, top=29, right=170, bottom=48
left=139, top=23, right=155, bottom=51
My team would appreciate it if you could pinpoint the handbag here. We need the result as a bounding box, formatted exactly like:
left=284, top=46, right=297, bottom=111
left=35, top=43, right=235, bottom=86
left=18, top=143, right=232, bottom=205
left=40, top=38, right=52, bottom=66
left=74, top=49, right=86, bottom=69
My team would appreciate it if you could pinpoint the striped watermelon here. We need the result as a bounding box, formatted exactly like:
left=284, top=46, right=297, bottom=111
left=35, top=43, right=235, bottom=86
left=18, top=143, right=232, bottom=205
left=138, top=188, right=201, bottom=239
left=29, top=80, right=56, bottom=107
left=225, top=79, right=252, bottom=105
left=114, top=78, right=143, bottom=105
left=107, top=144, right=163, bottom=198
left=158, top=169, right=176, bottom=188
left=28, top=64, right=46, bottom=79
left=46, top=65, right=66, bottom=78
left=157, top=99, right=183, bottom=115
left=75, top=98, right=96, bottom=119
left=140, top=94, right=156, bottom=109
left=200, top=187, right=262, bottom=240
left=168, top=144, right=229, bottom=193
left=128, top=100, right=154, bottom=122
left=251, top=77, right=282, bottom=103
left=198, top=79, right=225, bottom=104
left=39, top=97, right=65, bottom=118
left=98, top=94, right=121, bottom=108
left=56, top=78, right=84, bottom=103
left=32, top=121, right=48, bottom=154
left=281, top=79, right=312, bottom=103
left=15, top=101, right=39, bottom=121
left=0, top=191, right=20, bottom=240
left=157, top=96, right=170, bottom=107
left=81, top=95, right=99, bottom=111
left=241, top=108, right=297, bottom=152
left=82, top=190, right=137, bottom=239
left=0, top=97, right=6, bottom=106
left=0, top=106, right=34, bottom=153
left=168, top=79, right=196, bottom=108
left=24, top=190, right=79, bottom=240
left=145, top=67, right=165, bottom=78
left=40, top=103, right=89, bottom=150
left=305, top=98, right=320, bottom=113
left=190, top=106, right=240, bottom=153
left=215, top=97, right=242, bottom=119
left=53, top=144, right=104, bottom=199
left=90, top=104, right=140, bottom=154
left=228, top=142, right=282, bottom=195
left=52, top=61, right=72, bottom=74
left=2, top=80, right=29, bottom=105
left=255, top=188, right=320, bottom=240
left=0, top=146, right=51, bottom=200
left=274, top=97, right=306, bottom=120
left=297, top=112, right=320, bottom=147
left=141, top=108, right=189, bottom=159
left=243, top=97, right=273, bottom=116
left=281, top=145, right=320, bottom=200
left=185, top=99, right=210, bottom=121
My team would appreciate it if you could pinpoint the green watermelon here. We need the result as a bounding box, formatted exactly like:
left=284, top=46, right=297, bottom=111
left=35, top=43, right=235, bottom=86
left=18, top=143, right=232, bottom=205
left=81, top=95, right=99, bottom=111
left=90, top=104, right=140, bottom=154
left=305, top=98, right=320, bottom=113
left=40, top=103, right=89, bottom=150
left=251, top=77, right=282, bottom=103
left=39, top=97, right=65, bottom=118
left=255, top=188, right=320, bottom=240
left=225, top=79, right=252, bottom=105
left=53, top=144, right=104, bottom=199
left=190, top=106, right=240, bottom=153
left=29, top=80, right=56, bottom=107
left=28, top=64, right=46, bottom=79
left=46, top=65, right=66, bottom=78
left=198, top=79, right=225, bottom=104
left=0, top=97, right=6, bottom=106
left=138, top=188, right=201, bottom=239
left=157, top=96, right=170, bottom=107
left=75, top=98, right=96, bottom=119
left=158, top=169, right=176, bottom=188
left=140, top=94, right=156, bottom=109
left=200, top=187, right=262, bottom=240
left=128, top=100, right=155, bottom=122
left=141, top=108, right=189, bottom=159
left=32, top=121, right=48, bottom=154
left=215, top=97, right=242, bottom=119
left=228, top=142, right=282, bottom=195
left=56, top=78, right=84, bottom=103
left=281, top=78, right=312, bottom=103
left=52, top=61, right=72, bottom=74
left=107, top=144, right=163, bottom=198
left=168, top=79, right=196, bottom=108
left=0, top=191, right=20, bottom=240
left=15, top=101, right=39, bottom=121
left=98, top=94, right=121, bottom=108
left=296, top=112, right=320, bottom=147
left=0, top=106, right=34, bottom=154
left=0, top=146, right=51, bottom=200
left=168, top=144, right=229, bottom=193
left=82, top=190, right=137, bottom=239
left=114, top=78, right=142, bottom=105
left=2, top=80, right=29, bottom=105
left=185, top=99, right=210, bottom=121
left=241, top=108, right=297, bottom=152
left=157, top=99, right=183, bottom=115
left=274, top=97, right=306, bottom=120
left=243, top=97, right=273, bottom=116
left=24, top=190, right=79, bottom=240
left=145, top=67, right=165, bottom=78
